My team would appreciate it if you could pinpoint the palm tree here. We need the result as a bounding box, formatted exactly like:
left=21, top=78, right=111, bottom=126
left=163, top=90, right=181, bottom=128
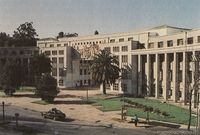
left=89, top=49, right=120, bottom=94
left=29, top=53, right=52, bottom=85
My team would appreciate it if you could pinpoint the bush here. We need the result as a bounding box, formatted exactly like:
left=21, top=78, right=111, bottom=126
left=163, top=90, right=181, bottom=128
left=161, top=111, right=170, bottom=117
left=35, top=73, right=60, bottom=102
left=153, top=108, right=160, bottom=114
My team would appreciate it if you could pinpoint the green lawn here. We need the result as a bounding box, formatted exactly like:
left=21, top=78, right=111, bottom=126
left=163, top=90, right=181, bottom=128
left=86, top=95, right=197, bottom=126
left=14, top=126, right=49, bottom=135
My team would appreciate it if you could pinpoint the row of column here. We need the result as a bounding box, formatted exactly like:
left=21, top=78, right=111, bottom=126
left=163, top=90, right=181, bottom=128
left=137, top=52, right=193, bottom=103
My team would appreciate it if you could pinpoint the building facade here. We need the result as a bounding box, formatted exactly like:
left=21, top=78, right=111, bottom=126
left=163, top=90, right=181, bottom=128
left=37, top=25, right=200, bottom=106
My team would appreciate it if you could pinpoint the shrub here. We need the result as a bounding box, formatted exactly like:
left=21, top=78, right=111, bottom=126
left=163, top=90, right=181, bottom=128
left=161, top=111, right=170, bottom=117
left=153, top=108, right=160, bottom=114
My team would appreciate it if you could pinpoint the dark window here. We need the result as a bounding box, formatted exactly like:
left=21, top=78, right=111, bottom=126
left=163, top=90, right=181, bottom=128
left=119, top=38, right=124, bottom=42
left=177, top=39, right=183, bottom=45
left=187, top=37, right=193, bottom=44
left=158, top=42, right=163, bottom=48
left=167, top=40, right=173, bottom=47
left=80, top=69, right=82, bottom=75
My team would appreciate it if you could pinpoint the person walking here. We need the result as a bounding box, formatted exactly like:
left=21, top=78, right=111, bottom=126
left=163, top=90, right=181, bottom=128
left=134, top=114, right=138, bottom=127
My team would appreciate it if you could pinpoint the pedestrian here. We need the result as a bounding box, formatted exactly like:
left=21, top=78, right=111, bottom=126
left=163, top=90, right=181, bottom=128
left=134, top=114, right=138, bottom=127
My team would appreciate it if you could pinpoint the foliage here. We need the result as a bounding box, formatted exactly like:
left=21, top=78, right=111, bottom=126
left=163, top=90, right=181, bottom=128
left=13, top=22, right=38, bottom=46
left=89, top=49, right=120, bottom=94
left=0, top=60, right=22, bottom=95
left=94, top=30, right=99, bottom=35
left=35, top=74, right=60, bottom=102
left=29, top=53, right=52, bottom=77
left=0, top=32, right=12, bottom=47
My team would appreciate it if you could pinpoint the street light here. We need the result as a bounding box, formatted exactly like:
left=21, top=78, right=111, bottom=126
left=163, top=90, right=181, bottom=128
left=85, top=81, right=89, bottom=100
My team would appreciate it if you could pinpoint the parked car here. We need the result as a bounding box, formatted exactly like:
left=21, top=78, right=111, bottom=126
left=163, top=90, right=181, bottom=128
left=41, top=108, right=66, bottom=121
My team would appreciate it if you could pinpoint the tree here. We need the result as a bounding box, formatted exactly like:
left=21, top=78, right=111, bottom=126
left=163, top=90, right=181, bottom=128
left=35, top=73, right=60, bottom=102
left=29, top=53, right=52, bottom=77
left=29, top=53, right=52, bottom=87
left=0, top=60, right=22, bottom=95
left=94, top=30, right=99, bottom=35
left=13, top=22, right=38, bottom=46
left=56, top=32, right=78, bottom=39
left=0, top=32, right=12, bottom=47
left=89, top=49, right=120, bottom=94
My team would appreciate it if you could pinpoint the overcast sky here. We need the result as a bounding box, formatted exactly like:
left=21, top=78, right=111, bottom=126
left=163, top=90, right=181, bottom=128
left=1, top=0, right=200, bottom=38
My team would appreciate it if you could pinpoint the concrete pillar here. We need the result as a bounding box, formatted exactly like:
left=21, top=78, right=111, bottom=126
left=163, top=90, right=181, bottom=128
left=173, top=53, right=178, bottom=102
left=138, top=55, right=142, bottom=95
left=146, top=54, right=151, bottom=97
left=155, top=54, right=159, bottom=99
left=163, top=53, right=169, bottom=100
left=182, top=52, right=186, bottom=104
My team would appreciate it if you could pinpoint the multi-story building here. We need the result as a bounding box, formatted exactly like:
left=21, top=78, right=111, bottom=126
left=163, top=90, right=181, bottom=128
left=37, top=25, right=200, bottom=107
left=0, top=46, right=39, bottom=85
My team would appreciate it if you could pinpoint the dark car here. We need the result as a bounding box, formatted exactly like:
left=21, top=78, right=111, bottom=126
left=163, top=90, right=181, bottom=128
left=41, top=108, right=66, bottom=121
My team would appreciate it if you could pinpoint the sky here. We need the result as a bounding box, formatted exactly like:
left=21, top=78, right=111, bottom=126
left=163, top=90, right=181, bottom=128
left=1, top=0, right=200, bottom=39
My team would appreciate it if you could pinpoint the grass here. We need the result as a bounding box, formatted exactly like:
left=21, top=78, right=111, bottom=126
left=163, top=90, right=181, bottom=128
left=14, top=126, right=49, bottom=135
left=32, top=100, right=50, bottom=105
left=86, top=95, right=197, bottom=126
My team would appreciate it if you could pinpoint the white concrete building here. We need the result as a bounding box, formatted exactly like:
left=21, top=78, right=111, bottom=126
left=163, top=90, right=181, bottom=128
left=37, top=25, right=200, bottom=106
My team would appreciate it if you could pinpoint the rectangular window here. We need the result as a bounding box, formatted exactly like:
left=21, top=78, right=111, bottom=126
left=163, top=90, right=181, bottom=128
left=177, top=39, right=183, bottom=45
left=128, top=37, right=133, bottom=41
left=110, top=39, right=115, bottom=43
left=50, top=44, right=54, bottom=47
left=59, top=68, right=63, bottom=76
left=113, top=83, right=119, bottom=91
left=52, top=68, right=57, bottom=76
left=52, top=58, right=57, bottom=63
left=84, top=69, right=87, bottom=75
left=121, top=83, right=127, bottom=92
left=64, top=43, right=68, bottom=46
left=187, top=37, right=193, bottom=44
left=80, top=69, right=82, bottom=75
left=12, top=51, right=16, bottom=55
left=148, top=42, right=154, bottom=48
left=121, top=68, right=128, bottom=79
left=114, top=55, right=119, bottom=61
left=45, top=51, right=50, bottom=55
left=57, top=44, right=61, bottom=47
left=122, top=46, right=128, bottom=52
left=20, top=51, right=24, bottom=55
left=122, top=55, right=128, bottom=63
left=113, top=46, right=119, bottom=52
left=104, top=47, right=111, bottom=52
left=158, top=42, right=163, bottom=48
left=198, top=36, right=200, bottom=43
left=52, top=51, right=57, bottom=55
left=59, top=80, right=63, bottom=86
left=59, top=50, right=64, bottom=55
left=167, top=40, right=173, bottom=47
left=119, top=38, right=124, bottom=42
left=59, top=57, right=64, bottom=63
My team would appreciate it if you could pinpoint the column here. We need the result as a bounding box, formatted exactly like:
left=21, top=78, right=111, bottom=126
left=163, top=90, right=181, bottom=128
left=163, top=53, right=168, bottom=100
left=155, top=54, right=159, bottom=99
left=182, top=52, right=186, bottom=104
left=146, top=54, right=151, bottom=97
left=173, top=53, right=178, bottom=102
left=138, top=55, right=142, bottom=95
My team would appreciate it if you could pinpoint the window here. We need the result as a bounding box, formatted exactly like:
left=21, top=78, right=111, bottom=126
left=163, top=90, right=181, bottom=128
left=27, top=50, right=31, bottom=54
left=119, top=38, right=124, bottom=42
left=187, top=37, right=193, bottom=44
left=114, top=55, right=119, bottom=61
left=121, top=68, right=128, bottom=79
left=167, top=40, right=173, bottom=47
left=158, top=42, right=163, bottom=48
left=64, top=43, right=68, bottom=46
left=121, top=83, right=127, bottom=92
left=177, top=39, right=183, bottom=45
left=52, top=51, right=57, bottom=55
left=59, top=57, right=64, bottom=63
left=104, top=47, right=111, bottom=52
left=20, top=51, right=24, bottom=55
left=50, top=44, right=54, bottom=47
left=110, top=39, right=115, bottom=43
left=12, top=51, right=16, bottom=55
left=113, top=46, right=119, bottom=52
left=148, top=42, right=154, bottom=48
left=57, top=44, right=61, bottom=47
left=128, top=37, right=133, bottom=41
left=52, top=68, right=57, bottom=76
left=122, top=55, right=128, bottom=63
left=59, top=80, right=63, bottom=86
left=80, top=69, right=82, bottom=75
left=198, top=36, right=200, bottom=43
left=113, top=83, right=119, bottom=91
left=59, top=50, right=64, bottom=55
left=45, top=51, right=50, bottom=55
left=122, top=46, right=128, bottom=51
left=59, top=68, right=63, bottom=76
left=84, top=69, right=87, bottom=75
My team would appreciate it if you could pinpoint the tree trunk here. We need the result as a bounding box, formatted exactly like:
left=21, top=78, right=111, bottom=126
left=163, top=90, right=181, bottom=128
left=103, top=81, right=106, bottom=94
left=188, top=90, right=193, bottom=131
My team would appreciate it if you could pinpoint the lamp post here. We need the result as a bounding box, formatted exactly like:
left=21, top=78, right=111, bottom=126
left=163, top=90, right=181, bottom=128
left=85, top=81, right=89, bottom=100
